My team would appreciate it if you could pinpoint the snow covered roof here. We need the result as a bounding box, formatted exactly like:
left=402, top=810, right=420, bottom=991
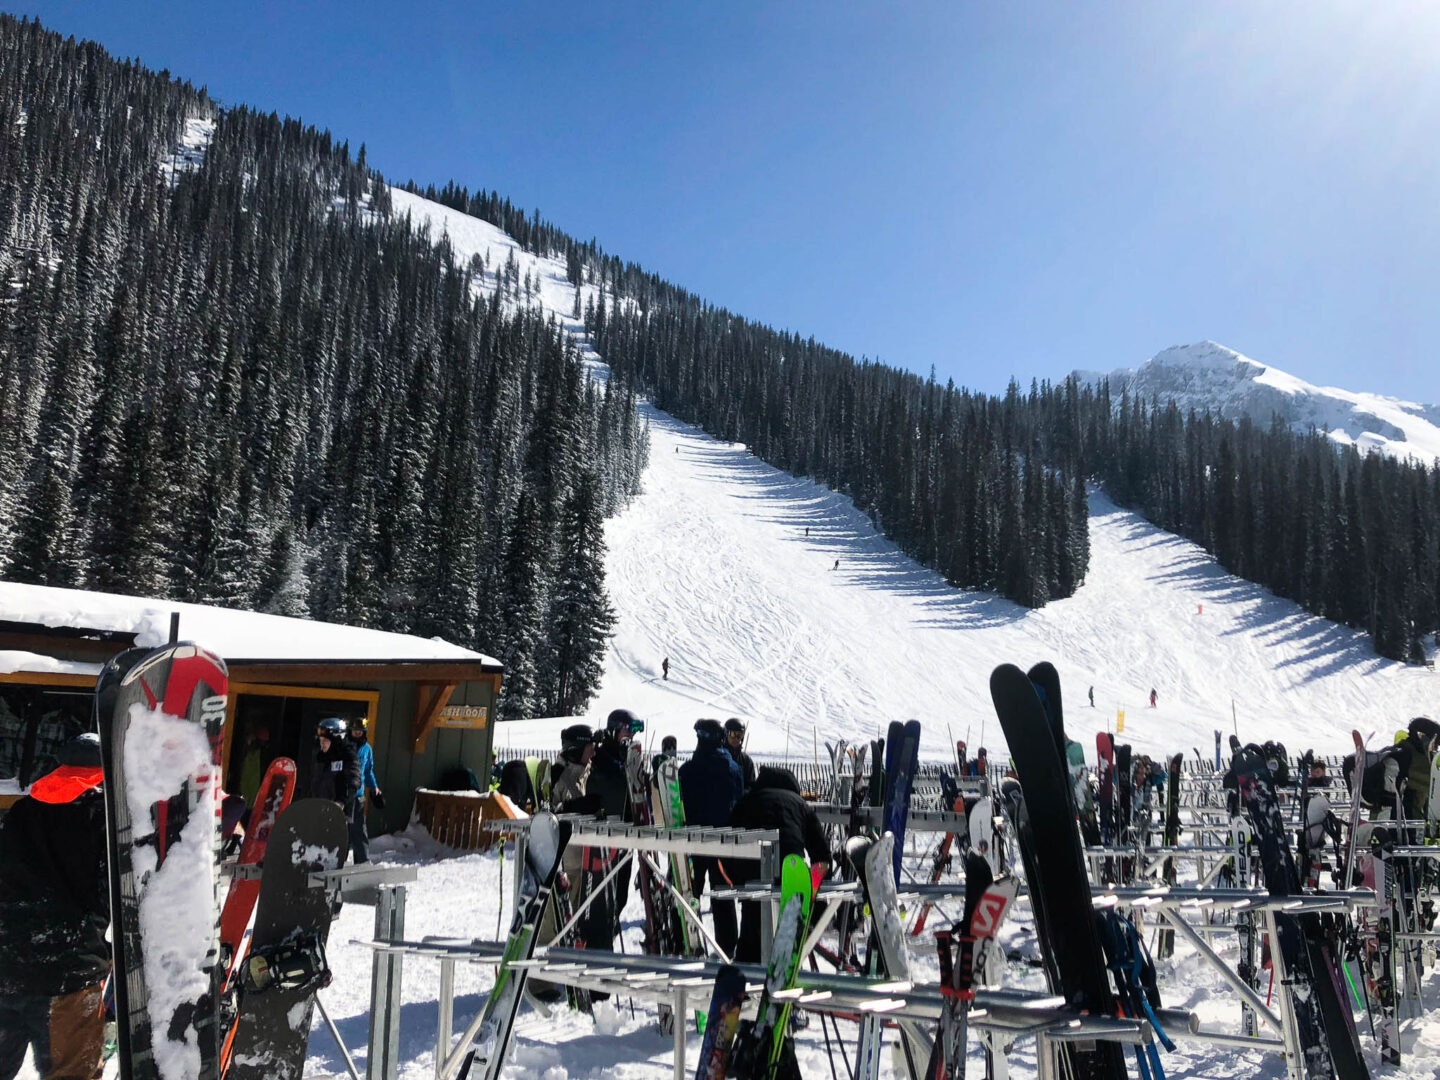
left=0, top=582, right=500, bottom=671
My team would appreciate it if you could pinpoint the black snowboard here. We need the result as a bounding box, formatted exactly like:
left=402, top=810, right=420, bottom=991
left=223, top=799, right=349, bottom=1080
left=990, top=663, right=1125, bottom=1080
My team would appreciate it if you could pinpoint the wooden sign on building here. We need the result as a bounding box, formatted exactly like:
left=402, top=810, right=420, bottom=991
left=436, top=704, right=488, bottom=731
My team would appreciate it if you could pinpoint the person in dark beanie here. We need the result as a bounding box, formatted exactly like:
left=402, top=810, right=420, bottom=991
left=724, top=718, right=757, bottom=791
left=729, top=765, right=832, bottom=963
left=653, top=734, right=678, bottom=775
left=583, top=709, right=643, bottom=949
left=679, top=720, right=744, bottom=955
left=0, top=733, right=110, bottom=1080
left=311, top=717, right=362, bottom=813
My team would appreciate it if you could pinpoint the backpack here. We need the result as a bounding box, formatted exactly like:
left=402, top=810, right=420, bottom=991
left=496, top=758, right=536, bottom=810
left=1261, top=741, right=1290, bottom=787
left=1343, top=747, right=1403, bottom=813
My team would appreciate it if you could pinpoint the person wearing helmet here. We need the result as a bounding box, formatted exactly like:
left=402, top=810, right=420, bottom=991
left=582, top=710, right=643, bottom=950
left=0, top=734, right=109, bottom=1080
left=724, top=718, right=756, bottom=791
left=311, top=717, right=362, bottom=813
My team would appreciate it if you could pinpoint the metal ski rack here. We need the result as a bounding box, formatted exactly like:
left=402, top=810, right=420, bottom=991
left=358, top=936, right=1206, bottom=1080
left=811, top=802, right=971, bottom=833
left=483, top=815, right=782, bottom=956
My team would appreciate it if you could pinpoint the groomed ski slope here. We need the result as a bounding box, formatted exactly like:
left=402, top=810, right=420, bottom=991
left=508, top=400, right=1437, bottom=764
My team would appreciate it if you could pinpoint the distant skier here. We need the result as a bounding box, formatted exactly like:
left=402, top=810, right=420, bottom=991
left=833, top=558, right=840, bottom=571
left=662, top=656, right=670, bottom=681
left=0, top=734, right=109, bottom=1080
left=1149, top=687, right=1158, bottom=708
left=1088, top=686, right=1095, bottom=708
left=805, top=526, right=810, bottom=537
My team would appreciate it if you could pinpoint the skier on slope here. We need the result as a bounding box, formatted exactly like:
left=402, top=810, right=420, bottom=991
left=348, top=718, right=384, bottom=865
left=1149, top=687, right=1157, bottom=708
left=679, top=720, right=744, bottom=956
left=724, top=717, right=757, bottom=790
left=728, top=766, right=831, bottom=963
left=311, top=717, right=362, bottom=813
left=0, top=734, right=109, bottom=1080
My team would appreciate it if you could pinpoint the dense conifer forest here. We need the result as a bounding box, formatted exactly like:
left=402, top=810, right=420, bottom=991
left=0, top=17, right=647, bottom=719
left=4, top=12, right=1438, bottom=695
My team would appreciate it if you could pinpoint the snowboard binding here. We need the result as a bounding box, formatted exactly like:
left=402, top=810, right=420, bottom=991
left=240, top=935, right=332, bottom=995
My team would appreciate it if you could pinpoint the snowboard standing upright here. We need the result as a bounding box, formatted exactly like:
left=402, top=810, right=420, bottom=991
left=223, top=798, right=348, bottom=1080
left=989, top=663, right=1125, bottom=1080
left=98, top=642, right=229, bottom=1080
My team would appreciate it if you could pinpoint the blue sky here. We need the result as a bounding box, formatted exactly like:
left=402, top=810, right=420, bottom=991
left=19, top=2, right=1440, bottom=400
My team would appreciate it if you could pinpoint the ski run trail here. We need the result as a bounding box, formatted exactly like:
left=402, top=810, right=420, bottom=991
left=26, top=185, right=1440, bottom=1078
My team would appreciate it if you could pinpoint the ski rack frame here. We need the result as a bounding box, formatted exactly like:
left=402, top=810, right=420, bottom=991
left=811, top=802, right=973, bottom=833
left=482, top=815, right=783, bottom=956
left=357, top=937, right=1214, bottom=1080
left=1093, top=886, right=1377, bottom=1080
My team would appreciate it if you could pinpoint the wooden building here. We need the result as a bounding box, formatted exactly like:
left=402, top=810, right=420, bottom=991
left=0, top=583, right=502, bottom=834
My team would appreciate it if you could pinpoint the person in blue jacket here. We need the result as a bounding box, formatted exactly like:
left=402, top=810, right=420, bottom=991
left=679, top=719, right=744, bottom=955
left=348, top=717, right=384, bottom=865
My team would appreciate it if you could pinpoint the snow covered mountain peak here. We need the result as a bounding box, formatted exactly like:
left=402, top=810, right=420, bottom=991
left=1077, top=341, right=1440, bottom=464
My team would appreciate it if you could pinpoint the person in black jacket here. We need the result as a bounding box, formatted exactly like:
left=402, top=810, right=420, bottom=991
left=724, top=718, right=757, bottom=790
left=679, top=720, right=744, bottom=955
left=0, top=733, right=110, bottom=1080
left=311, top=717, right=362, bottom=811
left=729, top=765, right=832, bottom=963
left=582, top=709, right=643, bottom=950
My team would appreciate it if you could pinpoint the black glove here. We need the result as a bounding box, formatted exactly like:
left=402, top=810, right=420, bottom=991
left=371, top=790, right=386, bottom=810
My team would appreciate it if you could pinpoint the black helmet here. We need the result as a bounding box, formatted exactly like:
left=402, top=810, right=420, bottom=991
left=606, top=709, right=643, bottom=735
left=695, top=718, right=725, bottom=744
left=317, top=717, right=346, bottom=739
left=561, top=723, right=595, bottom=750
left=724, top=717, right=746, bottom=736
left=58, top=732, right=102, bottom=769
